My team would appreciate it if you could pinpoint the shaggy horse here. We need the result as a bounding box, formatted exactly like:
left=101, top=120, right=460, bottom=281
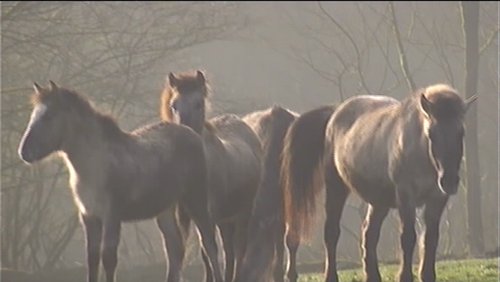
left=161, top=70, right=262, bottom=282
left=281, top=84, right=476, bottom=282
left=18, top=81, right=223, bottom=282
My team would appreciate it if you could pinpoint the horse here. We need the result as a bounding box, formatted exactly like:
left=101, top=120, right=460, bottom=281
left=232, top=105, right=298, bottom=282
left=17, top=81, right=224, bottom=282
left=160, top=70, right=263, bottom=282
left=281, top=83, right=477, bottom=282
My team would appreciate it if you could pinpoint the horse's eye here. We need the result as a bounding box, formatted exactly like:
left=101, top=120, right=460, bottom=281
left=170, top=101, right=178, bottom=111
left=43, top=110, right=54, bottom=120
left=195, top=101, right=203, bottom=110
left=428, top=128, right=437, bottom=141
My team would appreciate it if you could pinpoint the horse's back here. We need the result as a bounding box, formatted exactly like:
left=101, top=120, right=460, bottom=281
left=209, top=114, right=262, bottom=161
left=329, top=95, right=398, bottom=134
left=242, top=105, right=299, bottom=139
left=132, top=121, right=204, bottom=161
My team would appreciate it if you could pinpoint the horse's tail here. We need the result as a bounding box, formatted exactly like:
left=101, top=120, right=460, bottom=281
left=281, top=105, right=336, bottom=243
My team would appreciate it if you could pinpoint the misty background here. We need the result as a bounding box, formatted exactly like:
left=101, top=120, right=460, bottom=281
left=1, top=1, right=498, bottom=280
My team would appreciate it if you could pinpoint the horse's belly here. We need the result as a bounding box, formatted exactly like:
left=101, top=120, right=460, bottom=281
left=120, top=182, right=180, bottom=221
left=336, top=158, right=397, bottom=207
left=121, top=199, right=170, bottom=221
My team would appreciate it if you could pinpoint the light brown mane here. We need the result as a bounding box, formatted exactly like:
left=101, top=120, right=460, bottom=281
left=400, top=83, right=464, bottom=122
left=33, top=86, right=125, bottom=140
left=160, top=70, right=212, bottom=122
left=423, top=84, right=464, bottom=120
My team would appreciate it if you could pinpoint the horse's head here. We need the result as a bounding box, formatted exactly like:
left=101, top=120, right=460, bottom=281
left=419, top=84, right=477, bottom=195
left=18, top=81, right=71, bottom=164
left=161, top=70, right=209, bottom=133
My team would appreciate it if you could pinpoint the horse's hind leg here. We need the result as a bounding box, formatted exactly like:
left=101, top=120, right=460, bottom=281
left=156, top=206, right=191, bottom=282
left=285, top=230, right=299, bottom=282
left=101, top=216, right=121, bottom=282
left=81, top=214, right=103, bottom=282
left=419, top=196, right=448, bottom=282
left=219, top=223, right=236, bottom=281
left=361, top=204, right=389, bottom=282
left=324, top=163, right=349, bottom=282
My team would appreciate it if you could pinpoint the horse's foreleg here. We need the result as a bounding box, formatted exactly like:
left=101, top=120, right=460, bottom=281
left=81, top=214, right=103, bottom=282
left=273, top=222, right=286, bottom=282
left=194, top=219, right=223, bottom=282
left=102, top=217, right=121, bottom=282
left=284, top=230, right=299, bottom=282
left=397, top=190, right=417, bottom=282
left=234, top=212, right=251, bottom=280
left=361, top=205, right=389, bottom=282
left=201, top=248, right=214, bottom=282
left=419, top=196, right=448, bottom=282
left=156, top=206, right=190, bottom=282
left=184, top=199, right=223, bottom=282
left=219, top=223, right=235, bottom=282
left=324, top=164, right=349, bottom=282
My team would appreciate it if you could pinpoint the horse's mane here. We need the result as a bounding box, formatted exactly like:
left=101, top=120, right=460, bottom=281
left=400, top=83, right=462, bottom=120
left=422, top=84, right=463, bottom=119
left=33, top=87, right=126, bottom=139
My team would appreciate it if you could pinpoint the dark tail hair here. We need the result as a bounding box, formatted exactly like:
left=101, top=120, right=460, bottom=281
left=281, top=105, right=336, bottom=243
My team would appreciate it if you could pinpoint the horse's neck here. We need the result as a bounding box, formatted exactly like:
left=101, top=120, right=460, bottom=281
left=62, top=117, right=124, bottom=176
left=397, top=106, right=432, bottom=167
left=400, top=105, right=426, bottom=142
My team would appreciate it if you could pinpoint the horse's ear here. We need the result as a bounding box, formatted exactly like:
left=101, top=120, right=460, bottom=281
left=464, top=94, right=478, bottom=112
left=49, top=80, right=59, bottom=91
left=168, top=72, right=178, bottom=87
left=196, top=70, right=206, bottom=84
left=420, top=93, right=433, bottom=117
left=33, top=82, right=44, bottom=94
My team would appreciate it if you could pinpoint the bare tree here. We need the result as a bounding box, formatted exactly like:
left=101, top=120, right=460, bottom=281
left=460, top=1, right=484, bottom=257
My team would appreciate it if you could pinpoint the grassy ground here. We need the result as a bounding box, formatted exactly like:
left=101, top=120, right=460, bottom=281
left=299, top=258, right=499, bottom=282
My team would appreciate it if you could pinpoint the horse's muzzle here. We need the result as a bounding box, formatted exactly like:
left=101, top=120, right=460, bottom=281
left=19, top=146, right=37, bottom=164
left=440, top=175, right=460, bottom=195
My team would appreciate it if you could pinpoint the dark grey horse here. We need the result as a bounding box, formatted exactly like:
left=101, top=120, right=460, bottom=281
left=282, top=84, right=477, bottom=282
left=161, top=70, right=262, bottom=282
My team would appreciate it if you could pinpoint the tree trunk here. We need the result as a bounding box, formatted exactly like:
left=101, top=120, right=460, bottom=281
left=460, top=1, right=484, bottom=257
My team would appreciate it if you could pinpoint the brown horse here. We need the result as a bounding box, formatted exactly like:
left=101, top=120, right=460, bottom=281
left=232, top=105, right=299, bottom=282
left=18, top=81, right=224, bottom=282
left=281, top=84, right=477, bottom=282
left=161, top=70, right=262, bottom=282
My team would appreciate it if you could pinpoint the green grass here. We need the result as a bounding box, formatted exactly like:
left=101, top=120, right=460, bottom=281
left=299, top=258, right=499, bottom=282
